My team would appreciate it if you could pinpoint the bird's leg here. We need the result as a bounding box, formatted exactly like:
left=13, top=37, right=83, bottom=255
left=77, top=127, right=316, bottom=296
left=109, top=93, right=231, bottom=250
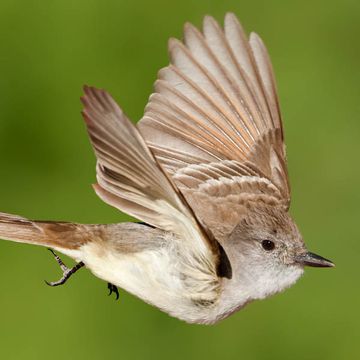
left=45, top=249, right=84, bottom=287
left=107, top=283, right=120, bottom=300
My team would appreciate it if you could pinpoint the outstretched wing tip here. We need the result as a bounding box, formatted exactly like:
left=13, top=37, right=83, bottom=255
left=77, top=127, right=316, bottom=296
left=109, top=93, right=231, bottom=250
left=168, top=37, right=183, bottom=54
left=202, top=14, right=217, bottom=26
left=139, top=12, right=290, bottom=207
left=249, top=31, right=263, bottom=45
left=224, top=11, right=236, bottom=18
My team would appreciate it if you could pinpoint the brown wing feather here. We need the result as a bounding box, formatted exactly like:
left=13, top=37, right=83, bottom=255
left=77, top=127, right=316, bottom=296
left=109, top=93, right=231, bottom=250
left=138, top=13, right=290, bottom=238
left=81, top=86, right=222, bottom=276
left=81, top=85, right=186, bottom=227
left=138, top=13, right=290, bottom=207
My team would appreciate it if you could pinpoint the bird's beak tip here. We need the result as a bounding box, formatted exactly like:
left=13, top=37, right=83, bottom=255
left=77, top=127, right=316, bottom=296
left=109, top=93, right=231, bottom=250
left=295, top=251, right=335, bottom=268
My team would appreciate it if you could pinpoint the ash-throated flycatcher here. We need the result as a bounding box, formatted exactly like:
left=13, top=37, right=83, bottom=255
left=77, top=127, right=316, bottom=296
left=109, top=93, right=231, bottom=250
left=0, top=13, right=333, bottom=324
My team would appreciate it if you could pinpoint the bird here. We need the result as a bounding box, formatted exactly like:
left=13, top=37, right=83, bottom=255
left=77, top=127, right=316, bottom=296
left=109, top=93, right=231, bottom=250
left=0, top=13, right=334, bottom=325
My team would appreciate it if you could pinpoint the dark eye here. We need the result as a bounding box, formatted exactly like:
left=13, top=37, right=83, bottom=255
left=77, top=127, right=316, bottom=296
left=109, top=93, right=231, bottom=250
left=261, top=240, right=275, bottom=251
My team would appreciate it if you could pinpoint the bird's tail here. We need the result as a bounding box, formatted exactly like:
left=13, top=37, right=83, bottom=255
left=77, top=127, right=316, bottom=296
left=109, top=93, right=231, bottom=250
left=0, top=212, right=91, bottom=252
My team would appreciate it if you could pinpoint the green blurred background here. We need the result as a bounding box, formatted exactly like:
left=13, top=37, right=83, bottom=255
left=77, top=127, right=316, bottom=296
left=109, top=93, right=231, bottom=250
left=0, top=0, right=359, bottom=359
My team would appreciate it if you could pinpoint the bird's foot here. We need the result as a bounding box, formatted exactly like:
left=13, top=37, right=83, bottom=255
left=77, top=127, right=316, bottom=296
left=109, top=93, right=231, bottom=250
left=107, top=283, right=119, bottom=300
left=45, top=249, right=84, bottom=287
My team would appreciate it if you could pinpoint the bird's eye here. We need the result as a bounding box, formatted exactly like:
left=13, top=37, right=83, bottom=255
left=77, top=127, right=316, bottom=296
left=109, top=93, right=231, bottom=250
left=261, top=240, right=275, bottom=251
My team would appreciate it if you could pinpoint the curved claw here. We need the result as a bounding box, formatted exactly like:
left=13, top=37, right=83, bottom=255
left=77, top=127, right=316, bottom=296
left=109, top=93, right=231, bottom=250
left=114, top=287, right=119, bottom=300
left=107, top=282, right=113, bottom=296
left=45, top=249, right=84, bottom=287
left=107, top=283, right=120, bottom=300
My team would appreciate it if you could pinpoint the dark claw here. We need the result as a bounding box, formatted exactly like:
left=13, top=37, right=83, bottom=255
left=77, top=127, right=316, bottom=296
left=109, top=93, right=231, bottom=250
left=45, top=248, right=84, bottom=287
left=107, top=282, right=112, bottom=296
left=107, top=283, right=119, bottom=300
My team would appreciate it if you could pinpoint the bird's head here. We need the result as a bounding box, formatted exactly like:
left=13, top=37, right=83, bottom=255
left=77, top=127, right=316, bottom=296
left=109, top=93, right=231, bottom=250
left=224, top=204, right=334, bottom=300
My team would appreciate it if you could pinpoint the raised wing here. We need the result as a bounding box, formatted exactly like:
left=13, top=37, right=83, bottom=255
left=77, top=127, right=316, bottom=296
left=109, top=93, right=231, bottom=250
left=138, top=13, right=290, bottom=241
left=81, top=86, right=222, bottom=284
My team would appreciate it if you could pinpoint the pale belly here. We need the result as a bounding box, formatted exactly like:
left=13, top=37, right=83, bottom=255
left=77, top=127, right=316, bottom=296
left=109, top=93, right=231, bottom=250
left=72, top=241, right=228, bottom=324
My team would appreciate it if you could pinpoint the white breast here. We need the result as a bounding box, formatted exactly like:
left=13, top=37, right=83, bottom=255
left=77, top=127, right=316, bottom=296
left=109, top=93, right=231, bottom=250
left=77, top=239, right=221, bottom=323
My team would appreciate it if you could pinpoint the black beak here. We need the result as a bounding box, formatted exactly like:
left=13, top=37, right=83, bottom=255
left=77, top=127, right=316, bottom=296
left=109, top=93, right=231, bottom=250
left=295, top=252, right=335, bottom=268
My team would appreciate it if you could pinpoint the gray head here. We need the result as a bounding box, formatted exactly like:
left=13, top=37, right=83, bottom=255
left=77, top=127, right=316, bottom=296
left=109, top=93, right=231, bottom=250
left=223, top=204, right=334, bottom=301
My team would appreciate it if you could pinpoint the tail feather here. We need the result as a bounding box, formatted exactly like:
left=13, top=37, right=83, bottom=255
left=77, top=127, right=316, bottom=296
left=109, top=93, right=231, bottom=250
left=0, top=212, right=91, bottom=250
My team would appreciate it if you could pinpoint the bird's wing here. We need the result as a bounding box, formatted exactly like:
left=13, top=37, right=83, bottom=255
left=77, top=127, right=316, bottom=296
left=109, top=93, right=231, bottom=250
left=138, top=13, right=290, bottom=241
left=81, top=86, right=224, bottom=288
